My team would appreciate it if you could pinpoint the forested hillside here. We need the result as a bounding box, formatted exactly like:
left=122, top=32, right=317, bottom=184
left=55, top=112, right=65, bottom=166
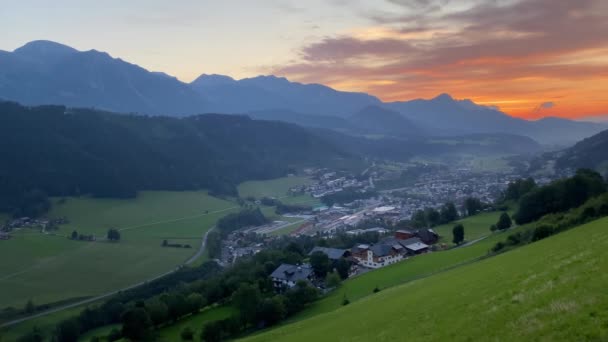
left=0, top=102, right=350, bottom=216
left=557, top=129, right=608, bottom=173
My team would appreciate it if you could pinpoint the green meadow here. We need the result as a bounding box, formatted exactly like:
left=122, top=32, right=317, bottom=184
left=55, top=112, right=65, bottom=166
left=433, top=210, right=509, bottom=245
left=157, top=306, right=236, bottom=341
left=243, top=217, right=608, bottom=342
left=237, top=176, right=311, bottom=200
left=290, top=219, right=522, bottom=321
left=0, top=191, right=237, bottom=311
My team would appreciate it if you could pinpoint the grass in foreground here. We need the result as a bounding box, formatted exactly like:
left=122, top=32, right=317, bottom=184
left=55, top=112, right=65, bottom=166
left=290, top=224, right=521, bottom=322
left=243, top=217, right=608, bottom=341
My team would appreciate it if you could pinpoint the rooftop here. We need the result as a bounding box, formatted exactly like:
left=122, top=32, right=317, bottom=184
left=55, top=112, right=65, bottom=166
left=270, top=263, right=313, bottom=282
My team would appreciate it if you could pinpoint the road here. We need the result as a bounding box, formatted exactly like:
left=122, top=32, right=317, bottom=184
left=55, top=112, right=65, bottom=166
left=0, top=225, right=217, bottom=329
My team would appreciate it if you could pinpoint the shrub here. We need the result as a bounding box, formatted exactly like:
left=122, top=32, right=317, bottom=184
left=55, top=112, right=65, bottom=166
left=532, top=225, right=555, bottom=242
left=180, top=327, right=194, bottom=341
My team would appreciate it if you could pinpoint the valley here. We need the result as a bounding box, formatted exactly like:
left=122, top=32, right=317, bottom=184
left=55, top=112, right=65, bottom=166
left=1, top=21, right=608, bottom=342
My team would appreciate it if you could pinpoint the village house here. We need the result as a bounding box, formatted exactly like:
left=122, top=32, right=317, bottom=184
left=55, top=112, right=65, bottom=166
left=308, top=247, right=350, bottom=260
left=415, top=228, right=440, bottom=245
left=351, top=243, right=404, bottom=269
left=270, top=263, right=314, bottom=292
left=381, top=236, right=430, bottom=255
left=395, top=229, right=416, bottom=240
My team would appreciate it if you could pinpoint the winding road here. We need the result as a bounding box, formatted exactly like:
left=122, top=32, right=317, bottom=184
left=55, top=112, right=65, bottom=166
left=0, top=225, right=218, bottom=329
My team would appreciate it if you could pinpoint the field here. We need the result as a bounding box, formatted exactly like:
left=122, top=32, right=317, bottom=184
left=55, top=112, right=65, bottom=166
left=237, top=176, right=311, bottom=200
left=432, top=210, right=508, bottom=245
left=243, top=217, right=608, bottom=341
left=157, top=306, right=236, bottom=341
left=0, top=191, right=237, bottom=311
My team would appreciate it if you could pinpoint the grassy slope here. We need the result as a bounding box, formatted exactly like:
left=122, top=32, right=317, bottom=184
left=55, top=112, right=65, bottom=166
left=157, top=306, right=236, bottom=341
left=291, top=224, right=520, bottom=321
left=0, top=304, right=88, bottom=341
left=0, top=191, right=236, bottom=310
left=433, top=211, right=508, bottom=245
left=243, top=217, right=608, bottom=342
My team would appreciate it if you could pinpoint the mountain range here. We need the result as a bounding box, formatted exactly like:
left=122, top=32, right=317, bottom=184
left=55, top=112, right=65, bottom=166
left=1, top=40, right=606, bottom=146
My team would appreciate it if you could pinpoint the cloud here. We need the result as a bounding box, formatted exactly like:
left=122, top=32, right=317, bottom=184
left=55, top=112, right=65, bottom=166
left=266, top=0, right=608, bottom=118
left=533, top=101, right=555, bottom=113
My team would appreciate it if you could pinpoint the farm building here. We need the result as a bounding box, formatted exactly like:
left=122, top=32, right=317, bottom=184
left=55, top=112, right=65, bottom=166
left=270, top=263, right=314, bottom=292
left=308, top=247, right=351, bottom=260
left=351, top=243, right=404, bottom=269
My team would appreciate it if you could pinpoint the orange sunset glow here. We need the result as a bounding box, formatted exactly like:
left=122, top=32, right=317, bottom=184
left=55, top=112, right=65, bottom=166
left=270, top=0, right=608, bottom=120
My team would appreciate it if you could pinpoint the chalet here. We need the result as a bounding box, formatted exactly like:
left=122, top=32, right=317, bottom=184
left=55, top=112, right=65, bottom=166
left=415, top=228, right=439, bottom=245
left=395, top=229, right=416, bottom=240
left=351, top=243, right=404, bottom=269
left=270, top=264, right=314, bottom=292
left=308, top=247, right=351, bottom=260
left=404, top=241, right=429, bottom=254
left=381, top=237, right=430, bottom=256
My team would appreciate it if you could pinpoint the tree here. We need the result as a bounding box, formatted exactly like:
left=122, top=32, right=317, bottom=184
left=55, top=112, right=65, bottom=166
left=334, top=258, right=350, bottom=280
left=107, top=328, right=122, bottom=342
left=257, top=296, right=287, bottom=326
left=285, top=281, right=318, bottom=315
left=411, top=210, right=427, bottom=228
left=325, top=271, right=341, bottom=288
left=206, top=231, right=222, bottom=259
left=496, top=212, right=512, bottom=230
left=121, top=308, right=152, bottom=341
left=465, top=197, right=483, bottom=216
left=186, top=292, right=205, bottom=314
left=162, top=293, right=189, bottom=322
left=54, top=318, right=81, bottom=342
left=25, top=299, right=35, bottom=314
left=452, top=224, right=465, bottom=245
left=107, top=228, right=120, bottom=242
left=514, top=169, right=606, bottom=224
left=425, top=208, right=441, bottom=227
left=145, top=298, right=168, bottom=327
left=532, top=225, right=555, bottom=241
left=439, top=202, right=459, bottom=223
left=504, top=178, right=536, bottom=201
left=310, top=251, right=330, bottom=278
left=232, top=283, right=261, bottom=326
left=180, top=327, right=194, bottom=341
left=16, top=327, right=44, bottom=342
left=70, top=230, right=78, bottom=240
left=201, top=320, right=224, bottom=342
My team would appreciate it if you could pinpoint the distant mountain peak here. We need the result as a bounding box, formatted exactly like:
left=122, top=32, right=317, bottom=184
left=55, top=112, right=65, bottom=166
left=14, top=40, right=77, bottom=57
left=192, top=74, right=235, bottom=85
left=433, top=93, right=455, bottom=101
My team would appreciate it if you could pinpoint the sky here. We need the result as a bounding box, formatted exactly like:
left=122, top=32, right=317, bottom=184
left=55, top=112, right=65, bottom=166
left=1, top=0, right=607, bottom=119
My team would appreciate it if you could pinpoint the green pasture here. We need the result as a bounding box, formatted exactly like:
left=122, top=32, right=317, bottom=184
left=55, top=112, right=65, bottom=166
left=243, top=217, right=608, bottom=341
left=0, top=191, right=237, bottom=310
left=238, top=176, right=311, bottom=200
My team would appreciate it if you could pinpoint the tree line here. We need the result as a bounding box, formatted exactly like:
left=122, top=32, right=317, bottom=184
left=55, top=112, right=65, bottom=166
left=0, top=101, right=349, bottom=217
left=492, top=170, right=608, bottom=253
left=18, top=245, right=322, bottom=342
